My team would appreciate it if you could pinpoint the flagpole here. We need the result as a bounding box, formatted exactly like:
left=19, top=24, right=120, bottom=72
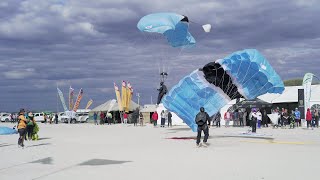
left=56, top=83, right=59, bottom=113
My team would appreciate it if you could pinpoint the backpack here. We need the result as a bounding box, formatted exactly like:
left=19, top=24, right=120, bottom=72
left=196, top=113, right=207, bottom=126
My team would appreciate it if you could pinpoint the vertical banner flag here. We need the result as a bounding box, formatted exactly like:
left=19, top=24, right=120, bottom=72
left=57, top=88, right=68, bottom=111
left=121, top=81, right=127, bottom=111
left=73, top=88, right=83, bottom=112
left=303, top=73, right=314, bottom=112
left=69, top=86, right=74, bottom=110
left=85, top=99, right=93, bottom=109
left=114, top=83, right=123, bottom=111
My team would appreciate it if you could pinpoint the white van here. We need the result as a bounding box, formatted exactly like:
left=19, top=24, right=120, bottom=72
left=33, top=112, right=45, bottom=122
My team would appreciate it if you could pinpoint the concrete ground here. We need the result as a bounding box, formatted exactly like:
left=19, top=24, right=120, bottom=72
left=0, top=123, right=319, bottom=180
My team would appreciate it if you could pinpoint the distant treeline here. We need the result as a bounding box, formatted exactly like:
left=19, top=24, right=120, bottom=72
left=284, top=79, right=320, bottom=86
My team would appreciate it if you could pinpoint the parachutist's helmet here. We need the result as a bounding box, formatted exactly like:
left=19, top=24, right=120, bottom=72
left=160, top=82, right=164, bottom=85
left=200, top=107, right=205, bottom=112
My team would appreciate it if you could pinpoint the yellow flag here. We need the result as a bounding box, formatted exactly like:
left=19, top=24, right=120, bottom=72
left=85, top=99, right=93, bottom=109
left=114, top=83, right=123, bottom=111
left=121, top=81, right=127, bottom=111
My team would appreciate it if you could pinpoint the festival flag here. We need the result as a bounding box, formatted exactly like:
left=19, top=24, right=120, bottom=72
left=121, top=81, right=127, bottom=111
left=57, top=87, right=68, bottom=111
left=85, top=99, right=93, bottom=109
left=114, top=83, right=123, bottom=111
left=302, top=73, right=320, bottom=112
left=125, top=82, right=132, bottom=112
left=69, top=86, right=74, bottom=110
left=73, top=88, right=83, bottom=112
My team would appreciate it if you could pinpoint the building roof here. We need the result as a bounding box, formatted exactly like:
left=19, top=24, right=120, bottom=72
left=258, top=85, right=320, bottom=103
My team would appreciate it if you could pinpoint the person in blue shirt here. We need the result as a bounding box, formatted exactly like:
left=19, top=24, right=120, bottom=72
left=93, top=112, right=98, bottom=125
left=294, top=108, right=301, bottom=127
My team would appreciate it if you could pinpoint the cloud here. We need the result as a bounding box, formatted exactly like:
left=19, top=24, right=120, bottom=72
left=0, top=0, right=319, bottom=111
left=3, top=68, right=37, bottom=79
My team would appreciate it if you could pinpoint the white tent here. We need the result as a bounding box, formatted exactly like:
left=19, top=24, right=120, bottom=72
left=156, top=104, right=185, bottom=126
left=91, top=99, right=140, bottom=112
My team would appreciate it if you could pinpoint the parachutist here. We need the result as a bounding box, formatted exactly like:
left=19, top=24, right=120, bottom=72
left=157, top=82, right=167, bottom=104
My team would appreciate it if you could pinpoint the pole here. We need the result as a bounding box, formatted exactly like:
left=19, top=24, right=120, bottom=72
left=136, top=93, right=140, bottom=106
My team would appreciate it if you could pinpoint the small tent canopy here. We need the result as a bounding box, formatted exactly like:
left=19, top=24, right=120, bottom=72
left=91, top=99, right=140, bottom=112
left=228, top=98, right=271, bottom=112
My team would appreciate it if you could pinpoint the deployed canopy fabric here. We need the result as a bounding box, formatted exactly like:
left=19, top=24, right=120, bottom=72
left=137, top=12, right=196, bottom=47
left=0, top=126, right=17, bottom=135
left=91, top=99, right=140, bottom=112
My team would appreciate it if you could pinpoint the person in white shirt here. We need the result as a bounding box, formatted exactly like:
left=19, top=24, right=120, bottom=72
left=256, top=109, right=262, bottom=128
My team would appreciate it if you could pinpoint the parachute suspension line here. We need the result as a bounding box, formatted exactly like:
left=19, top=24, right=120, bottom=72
left=217, top=66, right=226, bottom=92
left=227, top=57, right=245, bottom=99
left=240, top=70, right=261, bottom=88
left=225, top=58, right=235, bottom=97
left=250, top=82, right=272, bottom=99
left=238, top=60, right=253, bottom=85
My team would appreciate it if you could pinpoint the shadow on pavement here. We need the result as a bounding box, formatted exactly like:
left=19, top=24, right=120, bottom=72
left=30, top=157, right=53, bottom=165
left=0, top=143, right=15, bottom=148
left=28, top=143, right=51, bottom=147
left=78, top=159, right=132, bottom=166
left=37, top=137, right=52, bottom=141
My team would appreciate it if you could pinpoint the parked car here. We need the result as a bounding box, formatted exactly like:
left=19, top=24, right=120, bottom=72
left=33, top=112, right=45, bottom=122
left=75, top=112, right=89, bottom=123
left=0, top=113, right=11, bottom=122
left=61, top=110, right=90, bottom=124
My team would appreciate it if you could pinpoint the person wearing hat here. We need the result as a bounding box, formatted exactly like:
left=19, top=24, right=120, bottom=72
left=195, top=107, right=210, bottom=147
left=17, top=109, right=27, bottom=147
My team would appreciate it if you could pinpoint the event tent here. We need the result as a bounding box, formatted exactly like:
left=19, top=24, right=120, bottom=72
left=91, top=99, right=140, bottom=112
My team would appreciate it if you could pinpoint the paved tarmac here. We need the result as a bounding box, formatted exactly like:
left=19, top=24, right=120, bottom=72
left=0, top=123, right=319, bottom=180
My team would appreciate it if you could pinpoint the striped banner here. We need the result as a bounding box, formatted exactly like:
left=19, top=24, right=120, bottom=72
left=73, top=88, right=83, bottom=112
left=57, top=88, right=68, bottom=111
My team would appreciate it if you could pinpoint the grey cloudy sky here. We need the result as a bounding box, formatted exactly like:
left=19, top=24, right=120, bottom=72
left=0, top=0, right=319, bottom=112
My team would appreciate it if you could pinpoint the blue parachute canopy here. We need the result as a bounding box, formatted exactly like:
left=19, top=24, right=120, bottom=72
left=216, top=49, right=285, bottom=99
left=162, top=70, right=230, bottom=132
left=137, top=13, right=196, bottom=47
left=0, top=126, right=17, bottom=135
left=162, top=49, right=284, bottom=132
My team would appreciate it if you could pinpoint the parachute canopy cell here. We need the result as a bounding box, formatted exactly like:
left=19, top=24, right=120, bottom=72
left=163, top=49, right=284, bottom=132
left=137, top=13, right=196, bottom=48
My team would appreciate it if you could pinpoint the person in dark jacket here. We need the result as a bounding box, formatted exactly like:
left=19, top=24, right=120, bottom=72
left=167, top=111, right=172, bottom=127
left=157, top=82, right=167, bottom=105
left=55, top=113, right=58, bottom=124
left=195, top=107, right=210, bottom=147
